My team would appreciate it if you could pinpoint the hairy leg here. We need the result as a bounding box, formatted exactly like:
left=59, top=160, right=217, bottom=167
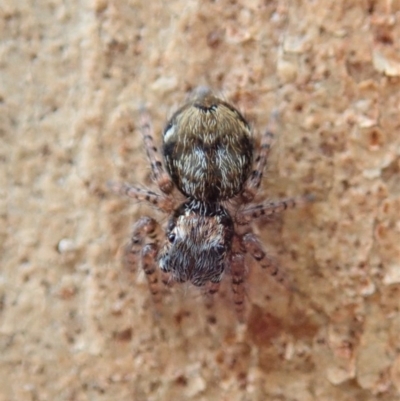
left=141, top=243, right=164, bottom=307
left=202, top=281, right=221, bottom=323
left=236, top=195, right=313, bottom=225
left=139, top=109, right=174, bottom=194
left=108, top=182, right=174, bottom=213
left=242, top=116, right=276, bottom=202
left=123, top=216, right=166, bottom=306
left=124, top=216, right=160, bottom=270
left=242, top=232, right=290, bottom=289
left=230, top=252, right=247, bottom=322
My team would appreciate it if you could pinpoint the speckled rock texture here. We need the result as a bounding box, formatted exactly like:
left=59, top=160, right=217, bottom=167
left=1, top=1, right=400, bottom=400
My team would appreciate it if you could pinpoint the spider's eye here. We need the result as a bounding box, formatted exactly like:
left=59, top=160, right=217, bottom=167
left=168, top=233, right=176, bottom=243
left=216, top=244, right=225, bottom=256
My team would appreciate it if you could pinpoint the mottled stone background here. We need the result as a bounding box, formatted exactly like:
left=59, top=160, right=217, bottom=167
left=1, top=1, right=400, bottom=400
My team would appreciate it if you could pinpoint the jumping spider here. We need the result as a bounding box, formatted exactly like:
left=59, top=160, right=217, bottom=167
left=110, top=88, right=311, bottom=318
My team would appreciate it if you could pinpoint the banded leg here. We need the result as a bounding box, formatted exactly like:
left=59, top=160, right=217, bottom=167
left=231, top=252, right=247, bottom=322
left=236, top=195, right=313, bottom=225
left=124, top=216, right=160, bottom=272
left=242, top=116, right=276, bottom=202
left=141, top=243, right=162, bottom=306
left=108, top=182, right=174, bottom=213
left=160, top=270, right=174, bottom=288
left=124, top=216, right=165, bottom=306
left=202, top=281, right=221, bottom=323
left=242, top=232, right=290, bottom=289
left=139, top=109, right=173, bottom=194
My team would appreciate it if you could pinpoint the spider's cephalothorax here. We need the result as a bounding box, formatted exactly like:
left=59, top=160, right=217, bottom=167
left=110, top=88, right=311, bottom=319
left=158, top=200, right=234, bottom=286
left=163, top=88, right=254, bottom=201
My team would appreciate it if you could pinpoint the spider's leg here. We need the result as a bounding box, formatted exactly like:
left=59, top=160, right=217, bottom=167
left=108, top=182, right=174, bottom=213
left=242, top=116, right=276, bottom=202
left=242, top=232, right=290, bottom=289
left=206, top=281, right=221, bottom=296
left=227, top=234, right=249, bottom=321
left=141, top=243, right=163, bottom=307
left=160, top=271, right=174, bottom=287
left=124, top=216, right=160, bottom=271
left=236, top=195, right=313, bottom=225
left=139, top=109, right=174, bottom=194
left=202, top=281, right=221, bottom=323
left=123, top=216, right=166, bottom=307
left=231, top=252, right=247, bottom=322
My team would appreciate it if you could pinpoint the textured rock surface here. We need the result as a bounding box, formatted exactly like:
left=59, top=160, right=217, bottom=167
left=1, top=1, right=400, bottom=400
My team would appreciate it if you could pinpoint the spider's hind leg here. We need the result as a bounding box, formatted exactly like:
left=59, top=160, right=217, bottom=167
left=242, top=116, right=276, bottom=203
left=139, top=109, right=173, bottom=195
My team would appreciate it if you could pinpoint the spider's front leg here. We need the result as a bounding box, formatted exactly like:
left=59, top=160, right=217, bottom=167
left=124, top=216, right=165, bottom=306
left=202, top=280, right=221, bottom=323
left=242, top=232, right=290, bottom=289
left=230, top=235, right=248, bottom=322
left=141, top=243, right=162, bottom=304
left=231, top=252, right=247, bottom=322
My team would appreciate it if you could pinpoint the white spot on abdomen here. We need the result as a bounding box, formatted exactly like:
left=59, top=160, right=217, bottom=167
left=164, top=124, right=175, bottom=142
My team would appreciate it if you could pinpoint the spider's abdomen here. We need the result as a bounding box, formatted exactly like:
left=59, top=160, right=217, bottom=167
left=163, top=90, right=254, bottom=202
